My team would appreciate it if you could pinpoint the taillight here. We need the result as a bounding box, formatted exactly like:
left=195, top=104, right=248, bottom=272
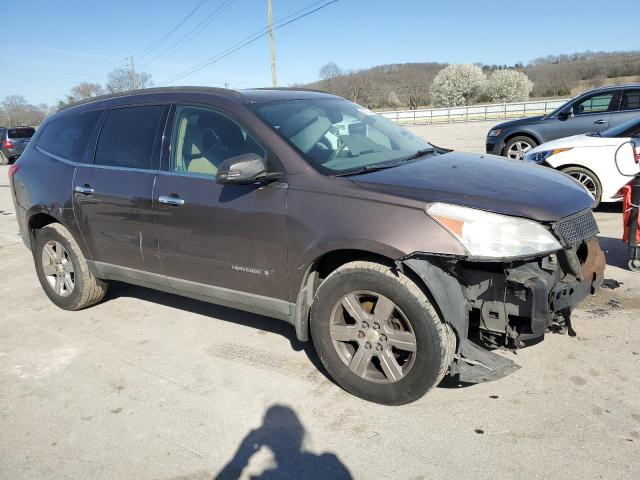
left=8, top=164, right=20, bottom=179
left=3, top=140, right=14, bottom=149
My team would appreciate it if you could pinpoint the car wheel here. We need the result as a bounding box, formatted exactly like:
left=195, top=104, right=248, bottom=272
left=33, top=223, right=108, bottom=310
left=561, top=166, right=602, bottom=208
left=0, top=152, right=9, bottom=166
left=504, top=136, right=537, bottom=160
left=629, top=259, right=640, bottom=272
left=310, top=261, right=455, bottom=405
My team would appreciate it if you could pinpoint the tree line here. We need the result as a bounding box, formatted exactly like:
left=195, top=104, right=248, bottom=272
left=309, top=50, right=640, bottom=110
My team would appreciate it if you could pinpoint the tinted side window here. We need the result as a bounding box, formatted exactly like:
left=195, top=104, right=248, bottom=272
left=95, top=105, right=165, bottom=169
left=620, top=90, right=640, bottom=112
left=8, top=127, right=35, bottom=139
left=575, top=92, right=616, bottom=115
left=38, top=110, right=102, bottom=162
left=170, top=105, right=265, bottom=176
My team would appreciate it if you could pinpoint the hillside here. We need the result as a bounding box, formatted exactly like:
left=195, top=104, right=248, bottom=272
left=305, top=50, right=640, bottom=109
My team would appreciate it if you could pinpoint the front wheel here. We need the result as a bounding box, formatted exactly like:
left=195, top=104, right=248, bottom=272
left=504, top=136, right=537, bottom=160
left=33, top=223, right=108, bottom=310
left=561, top=166, right=602, bottom=208
left=310, top=261, right=455, bottom=405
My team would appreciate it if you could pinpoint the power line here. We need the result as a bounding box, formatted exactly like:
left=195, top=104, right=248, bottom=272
left=159, top=0, right=338, bottom=86
left=134, top=0, right=210, bottom=60
left=140, top=0, right=236, bottom=68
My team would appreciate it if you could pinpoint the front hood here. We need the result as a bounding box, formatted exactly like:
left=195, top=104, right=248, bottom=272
left=528, top=134, right=622, bottom=154
left=349, top=151, right=594, bottom=222
left=493, top=115, right=545, bottom=130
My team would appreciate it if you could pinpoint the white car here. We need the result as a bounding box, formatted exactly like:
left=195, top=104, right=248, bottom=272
left=523, top=115, right=640, bottom=206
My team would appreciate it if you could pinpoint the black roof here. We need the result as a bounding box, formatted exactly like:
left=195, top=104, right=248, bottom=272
left=59, top=86, right=338, bottom=111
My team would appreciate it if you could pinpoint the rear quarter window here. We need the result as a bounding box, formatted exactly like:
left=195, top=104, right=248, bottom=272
left=38, top=110, right=103, bottom=162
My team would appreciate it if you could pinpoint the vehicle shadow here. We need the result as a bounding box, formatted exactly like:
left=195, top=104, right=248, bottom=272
left=214, top=404, right=352, bottom=480
left=105, top=282, right=336, bottom=385
left=598, top=236, right=628, bottom=269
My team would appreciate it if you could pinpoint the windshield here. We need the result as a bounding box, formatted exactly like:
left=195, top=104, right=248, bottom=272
left=8, top=127, right=35, bottom=139
left=249, top=98, right=433, bottom=174
left=600, top=115, right=640, bottom=138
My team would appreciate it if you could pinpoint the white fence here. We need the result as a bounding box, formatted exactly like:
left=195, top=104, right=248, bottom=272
left=378, top=98, right=569, bottom=125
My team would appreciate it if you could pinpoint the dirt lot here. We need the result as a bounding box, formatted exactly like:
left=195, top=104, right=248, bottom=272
left=1, top=125, right=639, bottom=479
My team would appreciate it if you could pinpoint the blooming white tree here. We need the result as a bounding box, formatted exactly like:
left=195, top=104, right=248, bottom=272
left=387, top=91, right=401, bottom=110
left=485, top=69, right=534, bottom=103
left=430, top=64, right=486, bottom=107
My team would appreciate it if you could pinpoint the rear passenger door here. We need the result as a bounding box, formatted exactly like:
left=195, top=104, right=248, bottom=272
left=153, top=104, right=289, bottom=316
left=73, top=105, right=168, bottom=276
left=609, top=88, right=640, bottom=129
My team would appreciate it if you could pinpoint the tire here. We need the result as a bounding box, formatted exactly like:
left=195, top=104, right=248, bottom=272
left=504, top=136, right=537, bottom=160
left=561, top=166, right=602, bottom=208
left=33, top=223, right=107, bottom=310
left=0, top=152, right=9, bottom=166
left=310, top=261, right=455, bottom=405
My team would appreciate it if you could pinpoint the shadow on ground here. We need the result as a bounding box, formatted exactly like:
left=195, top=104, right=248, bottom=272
left=214, top=404, right=352, bottom=480
left=105, top=282, right=335, bottom=385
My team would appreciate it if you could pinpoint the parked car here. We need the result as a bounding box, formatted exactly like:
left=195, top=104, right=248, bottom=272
left=486, top=85, right=640, bottom=160
left=10, top=88, right=605, bottom=404
left=1, top=126, right=36, bottom=165
left=524, top=114, right=640, bottom=207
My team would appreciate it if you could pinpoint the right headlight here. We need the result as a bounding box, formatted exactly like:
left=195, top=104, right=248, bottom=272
left=524, top=147, right=572, bottom=164
left=426, top=203, right=562, bottom=259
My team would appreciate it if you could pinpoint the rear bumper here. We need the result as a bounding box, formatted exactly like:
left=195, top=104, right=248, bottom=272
left=1, top=147, right=24, bottom=159
left=403, top=237, right=605, bottom=383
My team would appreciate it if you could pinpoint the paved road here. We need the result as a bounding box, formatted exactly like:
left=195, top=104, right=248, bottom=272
left=1, top=131, right=638, bottom=479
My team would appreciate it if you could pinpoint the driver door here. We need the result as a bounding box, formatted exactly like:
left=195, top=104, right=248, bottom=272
left=153, top=104, right=290, bottom=317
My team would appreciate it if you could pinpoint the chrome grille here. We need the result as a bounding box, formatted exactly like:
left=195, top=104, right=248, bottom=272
left=554, top=209, right=599, bottom=246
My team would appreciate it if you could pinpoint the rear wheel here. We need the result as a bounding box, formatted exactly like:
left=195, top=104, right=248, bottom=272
left=561, top=166, right=602, bottom=207
left=504, top=136, right=537, bottom=160
left=0, top=152, right=9, bottom=166
left=310, top=261, right=455, bottom=405
left=33, top=223, right=107, bottom=310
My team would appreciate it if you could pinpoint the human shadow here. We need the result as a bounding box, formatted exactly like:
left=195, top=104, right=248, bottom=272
left=104, top=282, right=336, bottom=385
left=214, top=405, right=352, bottom=480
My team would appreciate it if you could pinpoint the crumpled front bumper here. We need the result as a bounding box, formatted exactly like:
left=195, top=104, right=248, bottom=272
left=403, top=237, right=605, bottom=383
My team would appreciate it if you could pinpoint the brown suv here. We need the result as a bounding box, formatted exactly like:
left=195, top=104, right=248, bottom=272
left=9, top=87, right=605, bottom=404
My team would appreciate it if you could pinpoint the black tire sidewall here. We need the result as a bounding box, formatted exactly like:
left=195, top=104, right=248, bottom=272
left=33, top=226, right=86, bottom=310
left=311, top=266, right=444, bottom=405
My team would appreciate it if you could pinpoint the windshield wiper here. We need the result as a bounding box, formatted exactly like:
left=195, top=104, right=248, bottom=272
left=334, top=162, right=401, bottom=176
left=396, top=147, right=437, bottom=162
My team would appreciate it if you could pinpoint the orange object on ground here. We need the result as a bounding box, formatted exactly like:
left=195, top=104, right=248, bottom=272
left=622, top=183, right=640, bottom=243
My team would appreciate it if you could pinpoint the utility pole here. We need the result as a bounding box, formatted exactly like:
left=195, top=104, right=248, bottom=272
left=267, top=0, right=277, bottom=87
left=129, top=56, right=138, bottom=91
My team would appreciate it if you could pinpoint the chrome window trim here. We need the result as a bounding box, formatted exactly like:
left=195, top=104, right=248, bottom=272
left=36, top=145, right=159, bottom=173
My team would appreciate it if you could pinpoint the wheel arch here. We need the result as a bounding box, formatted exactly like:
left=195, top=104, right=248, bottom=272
left=292, top=248, right=451, bottom=343
left=26, top=208, right=91, bottom=261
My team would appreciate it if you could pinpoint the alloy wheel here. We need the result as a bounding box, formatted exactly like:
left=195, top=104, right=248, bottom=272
left=507, top=141, right=533, bottom=160
left=568, top=172, right=597, bottom=199
left=329, top=291, right=417, bottom=384
left=41, top=240, right=75, bottom=297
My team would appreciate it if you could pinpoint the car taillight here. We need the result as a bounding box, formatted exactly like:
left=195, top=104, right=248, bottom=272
left=8, top=164, right=20, bottom=178
left=3, top=140, right=14, bottom=149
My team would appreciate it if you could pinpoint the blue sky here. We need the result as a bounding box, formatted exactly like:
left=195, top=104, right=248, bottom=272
left=1, top=0, right=636, bottom=105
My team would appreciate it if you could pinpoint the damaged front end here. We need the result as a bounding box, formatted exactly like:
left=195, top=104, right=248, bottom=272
left=402, top=211, right=605, bottom=384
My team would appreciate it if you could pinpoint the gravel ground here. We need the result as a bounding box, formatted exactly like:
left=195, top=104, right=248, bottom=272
left=0, top=125, right=638, bottom=480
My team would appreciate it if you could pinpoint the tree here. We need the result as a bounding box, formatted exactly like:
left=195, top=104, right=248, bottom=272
left=485, top=69, right=534, bottom=103
left=387, top=91, right=401, bottom=110
left=105, top=67, right=153, bottom=93
left=71, top=82, right=104, bottom=100
left=340, top=71, right=373, bottom=107
left=1, top=95, right=48, bottom=126
left=318, top=62, right=342, bottom=92
left=430, top=64, right=486, bottom=107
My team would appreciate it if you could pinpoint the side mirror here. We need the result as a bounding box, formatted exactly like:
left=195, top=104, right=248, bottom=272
left=216, top=153, right=277, bottom=185
left=614, top=141, right=640, bottom=177
left=558, top=106, right=574, bottom=119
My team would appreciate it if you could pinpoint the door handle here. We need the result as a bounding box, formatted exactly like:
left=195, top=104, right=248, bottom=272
left=74, top=185, right=94, bottom=195
left=593, top=119, right=607, bottom=125
left=158, top=195, right=185, bottom=206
